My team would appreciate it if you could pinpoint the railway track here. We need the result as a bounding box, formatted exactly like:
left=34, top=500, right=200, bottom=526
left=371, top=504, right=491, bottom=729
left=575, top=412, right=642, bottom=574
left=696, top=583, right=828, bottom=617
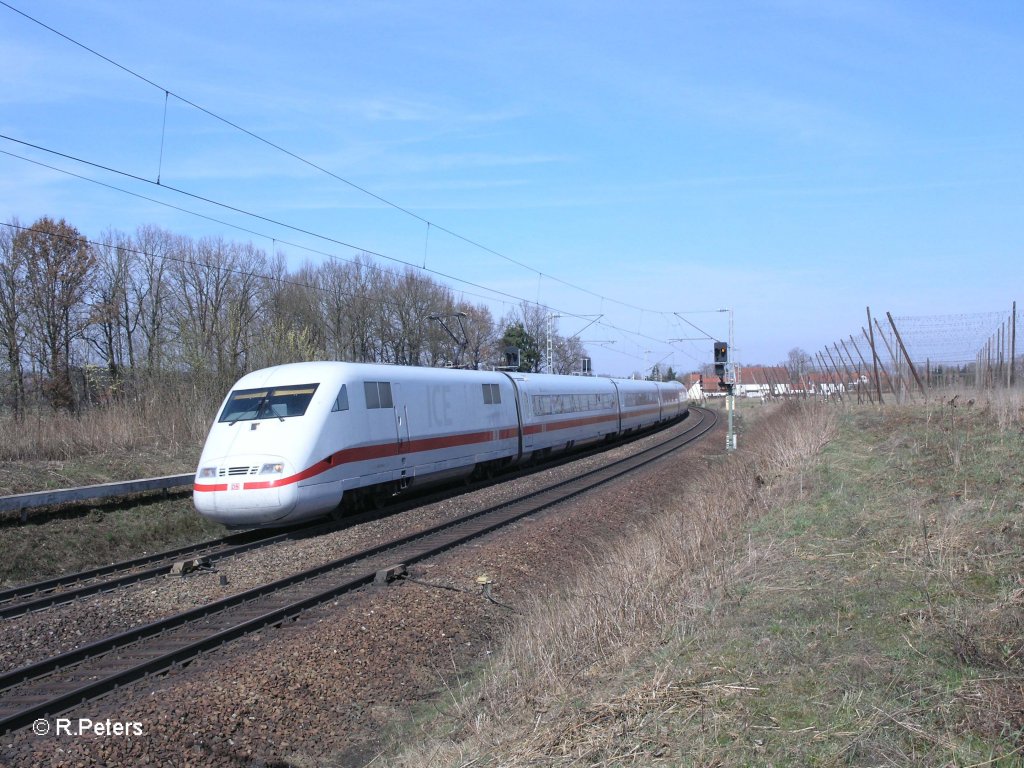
left=0, top=411, right=697, bottom=620
left=0, top=407, right=716, bottom=735
left=0, top=524, right=326, bottom=621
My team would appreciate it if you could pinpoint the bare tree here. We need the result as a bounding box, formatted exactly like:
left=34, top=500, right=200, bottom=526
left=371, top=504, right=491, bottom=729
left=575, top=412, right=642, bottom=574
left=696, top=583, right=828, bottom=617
left=0, top=220, right=27, bottom=415
left=458, top=302, right=497, bottom=370
left=249, top=255, right=325, bottom=369
left=131, top=225, right=177, bottom=373
left=318, top=256, right=380, bottom=363
left=785, top=347, right=812, bottom=390
left=86, top=228, right=135, bottom=395
left=171, top=236, right=225, bottom=376
left=220, top=240, right=267, bottom=378
left=168, top=236, right=267, bottom=381
left=16, top=217, right=95, bottom=410
left=383, top=269, right=449, bottom=366
left=501, top=302, right=549, bottom=372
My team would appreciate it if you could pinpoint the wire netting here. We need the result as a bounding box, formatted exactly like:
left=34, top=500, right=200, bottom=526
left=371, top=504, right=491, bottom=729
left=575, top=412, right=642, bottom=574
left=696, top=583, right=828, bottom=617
left=890, top=311, right=1015, bottom=369
left=803, top=304, right=1019, bottom=397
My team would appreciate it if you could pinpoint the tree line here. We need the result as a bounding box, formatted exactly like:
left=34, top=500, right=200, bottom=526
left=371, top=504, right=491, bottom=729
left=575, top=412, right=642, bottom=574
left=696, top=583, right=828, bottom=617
left=0, top=217, right=592, bottom=415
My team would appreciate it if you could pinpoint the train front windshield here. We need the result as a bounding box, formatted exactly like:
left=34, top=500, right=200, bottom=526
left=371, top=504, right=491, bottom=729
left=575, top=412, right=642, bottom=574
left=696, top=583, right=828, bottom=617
left=219, top=384, right=319, bottom=423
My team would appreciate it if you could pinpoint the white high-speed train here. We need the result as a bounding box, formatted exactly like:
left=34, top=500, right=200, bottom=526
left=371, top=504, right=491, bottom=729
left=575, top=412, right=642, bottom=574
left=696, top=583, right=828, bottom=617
left=193, top=361, right=687, bottom=528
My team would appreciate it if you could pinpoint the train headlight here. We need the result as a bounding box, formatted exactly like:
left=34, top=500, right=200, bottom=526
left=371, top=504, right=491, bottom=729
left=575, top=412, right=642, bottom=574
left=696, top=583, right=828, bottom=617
left=260, top=462, right=284, bottom=475
left=198, top=467, right=218, bottom=479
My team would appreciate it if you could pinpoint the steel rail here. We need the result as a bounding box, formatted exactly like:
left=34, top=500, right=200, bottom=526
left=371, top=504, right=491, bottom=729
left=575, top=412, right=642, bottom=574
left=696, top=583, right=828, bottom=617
left=0, top=526, right=313, bottom=620
left=0, top=408, right=716, bottom=735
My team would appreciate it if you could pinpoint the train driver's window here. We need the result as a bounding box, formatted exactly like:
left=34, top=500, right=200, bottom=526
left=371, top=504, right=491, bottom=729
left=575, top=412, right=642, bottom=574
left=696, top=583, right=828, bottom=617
left=332, top=385, right=349, bottom=412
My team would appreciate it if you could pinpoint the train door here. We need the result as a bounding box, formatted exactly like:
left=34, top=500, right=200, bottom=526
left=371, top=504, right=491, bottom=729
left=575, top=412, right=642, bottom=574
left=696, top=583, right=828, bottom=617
left=362, top=380, right=400, bottom=479
left=610, top=379, right=623, bottom=433
left=393, top=383, right=411, bottom=453
left=392, top=382, right=412, bottom=487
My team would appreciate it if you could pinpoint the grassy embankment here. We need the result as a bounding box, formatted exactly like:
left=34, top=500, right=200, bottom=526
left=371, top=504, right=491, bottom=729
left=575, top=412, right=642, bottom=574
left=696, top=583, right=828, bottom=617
left=0, top=395, right=224, bottom=586
left=385, top=393, right=1024, bottom=766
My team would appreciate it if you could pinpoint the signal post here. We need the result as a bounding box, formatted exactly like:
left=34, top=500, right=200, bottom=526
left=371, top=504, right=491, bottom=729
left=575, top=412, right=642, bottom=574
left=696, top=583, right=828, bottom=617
left=714, top=339, right=737, bottom=451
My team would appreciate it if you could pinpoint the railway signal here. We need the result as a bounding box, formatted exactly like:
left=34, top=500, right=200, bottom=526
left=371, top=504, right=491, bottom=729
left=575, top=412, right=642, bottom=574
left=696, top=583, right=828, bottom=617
left=714, top=341, right=728, bottom=376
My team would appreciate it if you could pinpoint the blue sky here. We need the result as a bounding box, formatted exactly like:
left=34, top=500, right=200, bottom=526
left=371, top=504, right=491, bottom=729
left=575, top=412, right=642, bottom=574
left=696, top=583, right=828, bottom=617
left=1, top=1, right=1021, bottom=376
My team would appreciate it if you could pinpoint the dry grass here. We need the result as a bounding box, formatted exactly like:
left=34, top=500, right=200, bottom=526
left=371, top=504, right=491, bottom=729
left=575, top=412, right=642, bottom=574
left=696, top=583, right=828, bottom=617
left=382, top=396, right=1024, bottom=767
left=0, top=380, right=220, bottom=495
left=0, top=495, right=225, bottom=586
left=0, top=380, right=218, bottom=464
left=384, top=401, right=839, bottom=766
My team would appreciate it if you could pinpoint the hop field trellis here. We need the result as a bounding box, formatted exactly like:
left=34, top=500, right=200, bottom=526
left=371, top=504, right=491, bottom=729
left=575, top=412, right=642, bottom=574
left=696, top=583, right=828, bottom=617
left=798, top=303, right=1020, bottom=403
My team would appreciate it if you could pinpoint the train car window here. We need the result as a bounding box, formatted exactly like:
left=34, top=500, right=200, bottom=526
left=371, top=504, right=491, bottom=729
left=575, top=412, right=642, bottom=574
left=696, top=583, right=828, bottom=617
left=482, top=383, right=501, bottom=405
left=528, top=392, right=615, bottom=417
left=363, top=381, right=394, bottom=409
left=332, top=384, right=349, bottom=412
left=624, top=392, right=659, bottom=407
left=364, top=382, right=380, bottom=409
left=218, top=384, right=319, bottom=423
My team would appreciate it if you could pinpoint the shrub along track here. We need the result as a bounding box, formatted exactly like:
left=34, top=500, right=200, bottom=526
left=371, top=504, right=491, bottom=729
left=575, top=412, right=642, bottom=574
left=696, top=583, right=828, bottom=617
left=0, top=408, right=716, bottom=747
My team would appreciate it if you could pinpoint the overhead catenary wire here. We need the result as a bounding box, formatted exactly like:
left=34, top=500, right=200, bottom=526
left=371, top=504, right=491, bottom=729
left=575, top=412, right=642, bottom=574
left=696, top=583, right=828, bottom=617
left=0, top=0, right=669, bottom=319
left=0, top=3, right=716, bottom=370
left=0, top=140, right=694, bottom=367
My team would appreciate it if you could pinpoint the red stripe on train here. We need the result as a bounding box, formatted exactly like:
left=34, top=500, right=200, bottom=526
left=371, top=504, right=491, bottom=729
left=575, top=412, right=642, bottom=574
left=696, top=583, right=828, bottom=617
left=194, top=426, right=519, bottom=492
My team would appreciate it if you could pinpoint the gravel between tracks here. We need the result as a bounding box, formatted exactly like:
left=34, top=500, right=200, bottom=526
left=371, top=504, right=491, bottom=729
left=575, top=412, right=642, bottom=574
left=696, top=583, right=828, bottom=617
left=2, top=417, right=719, bottom=767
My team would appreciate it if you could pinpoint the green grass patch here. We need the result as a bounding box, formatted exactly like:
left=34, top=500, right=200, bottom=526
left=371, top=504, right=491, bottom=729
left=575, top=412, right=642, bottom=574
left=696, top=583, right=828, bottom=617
left=645, top=405, right=1024, bottom=765
left=0, top=496, right=225, bottom=586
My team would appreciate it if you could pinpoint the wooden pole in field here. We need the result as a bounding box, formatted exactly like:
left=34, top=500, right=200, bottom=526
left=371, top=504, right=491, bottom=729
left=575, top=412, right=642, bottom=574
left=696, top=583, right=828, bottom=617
left=817, top=351, right=842, bottom=402
left=873, top=318, right=901, bottom=400
left=834, top=343, right=860, bottom=404
left=887, top=312, right=926, bottom=399
left=848, top=335, right=878, bottom=404
left=1011, top=301, right=1017, bottom=388
left=998, top=323, right=1005, bottom=387
left=865, top=308, right=884, bottom=404
left=821, top=351, right=843, bottom=401
left=841, top=339, right=869, bottom=403
left=837, top=341, right=865, bottom=404
left=839, top=339, right=872, bottom=405
left=824, top=347, right=847, bottom=401
left=864, top=327, right=895, bottom=396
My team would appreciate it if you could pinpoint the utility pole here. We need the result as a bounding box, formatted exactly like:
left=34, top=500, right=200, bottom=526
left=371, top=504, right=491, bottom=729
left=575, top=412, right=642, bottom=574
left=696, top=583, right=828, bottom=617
left=546, top=312, right=561, bottom=374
